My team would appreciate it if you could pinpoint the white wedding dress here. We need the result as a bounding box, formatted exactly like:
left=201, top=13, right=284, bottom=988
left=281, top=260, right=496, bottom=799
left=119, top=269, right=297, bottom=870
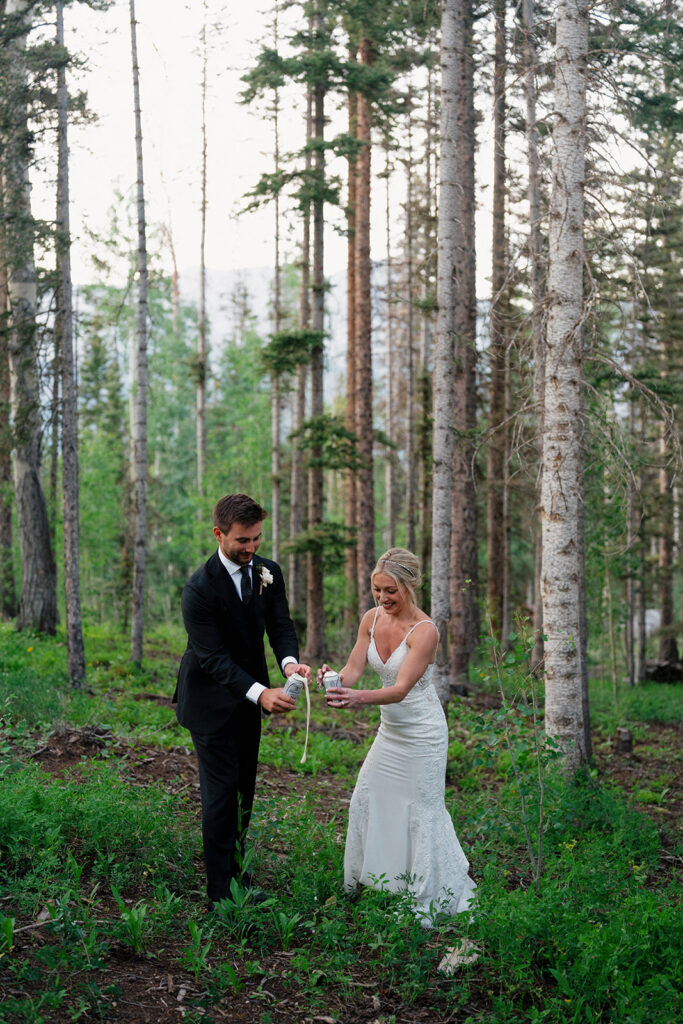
left=344, top=611, right=476, bottom=926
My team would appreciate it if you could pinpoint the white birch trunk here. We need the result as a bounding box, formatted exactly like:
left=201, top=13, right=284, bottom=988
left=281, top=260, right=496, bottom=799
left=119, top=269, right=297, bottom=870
left=384, top=144, right=395, bottom=549
left=129, top=0, right=148, bottom=665
left=289, top=83, right=312, bottom=618
left=431, top=0, right=459, bottom=704
left=540, top=0, right=589, bottom=769
left=522, top=0, right=546, bottom=672
left=56, top=0, right=85, bottom=686
left=196, top=6, right=208, bottom=497
left=270, top=1, right=282, bottom=561
left=404, top=98, right=416, bottom=553
left=5, top=0, right=57, bottom=634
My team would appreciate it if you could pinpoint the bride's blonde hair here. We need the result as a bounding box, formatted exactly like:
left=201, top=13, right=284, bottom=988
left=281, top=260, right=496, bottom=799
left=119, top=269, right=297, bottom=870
left=371, top=548, right=422, bottom=605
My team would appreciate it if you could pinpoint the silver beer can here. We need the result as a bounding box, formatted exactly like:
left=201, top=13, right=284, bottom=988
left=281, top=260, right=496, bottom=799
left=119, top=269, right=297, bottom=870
left=283, top=672, right=305, bottom=703
left=322, top=671, right=340, bottom=691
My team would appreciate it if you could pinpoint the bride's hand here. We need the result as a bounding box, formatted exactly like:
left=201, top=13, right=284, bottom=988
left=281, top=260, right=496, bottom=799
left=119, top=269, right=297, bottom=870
left=326, top=684, right=355, bottom=709
left=316, top=663, right=331, bottom=687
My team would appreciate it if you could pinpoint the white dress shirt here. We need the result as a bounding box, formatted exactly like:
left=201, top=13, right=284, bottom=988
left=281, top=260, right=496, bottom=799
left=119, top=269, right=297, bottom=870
left=217, top=547, right=296, bottom=703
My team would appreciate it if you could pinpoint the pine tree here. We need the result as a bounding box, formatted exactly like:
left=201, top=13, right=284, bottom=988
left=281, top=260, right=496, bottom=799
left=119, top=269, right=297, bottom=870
left=1, top=0, right=57, bottom=634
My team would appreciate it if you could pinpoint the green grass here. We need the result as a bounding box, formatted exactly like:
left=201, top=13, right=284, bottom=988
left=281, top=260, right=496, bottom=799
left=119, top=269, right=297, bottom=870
left=0, top=623, right=680, bottom=1024
left=589, top=676, right=683, bottom=736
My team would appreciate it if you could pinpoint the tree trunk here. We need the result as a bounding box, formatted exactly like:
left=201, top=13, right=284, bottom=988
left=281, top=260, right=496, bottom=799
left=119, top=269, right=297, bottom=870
left=5, top=0, right=57, bottom=634
left=129, top=0, right=149, bottom=666
left=540, top=0, right=590, bottom=770
left=270, top=0, right=282, bottom=561
left=404, top=94, right=416, bottom=553
left=658, top=423, right=679, bottom=663
left=344, top=67, right=359, bottom=630
left=289, top=83, right=312, bottom=619
left=449, top=0, right=478, bottom=691
left=383, top=139, right=396, bottom=551
left=0, top=237, right=17, bottom=620
left=432, top=0, right=460, bottom=704
left=56, top=0, right=85, bottom=687
left=487, top=0, right=507, bottom=642
left=418, top=65, right=435, bottom=609
left=305, top=10, right=326, bottom=661
left=523, top=0, right=546, bottom=673
left=196, top=5, right=208, bottom=497
left=355, top=36, right=375, bottom=614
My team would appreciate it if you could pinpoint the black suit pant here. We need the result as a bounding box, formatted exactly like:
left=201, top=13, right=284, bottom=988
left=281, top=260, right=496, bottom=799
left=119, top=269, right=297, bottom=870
left=190, top=700, right=261, bottom=901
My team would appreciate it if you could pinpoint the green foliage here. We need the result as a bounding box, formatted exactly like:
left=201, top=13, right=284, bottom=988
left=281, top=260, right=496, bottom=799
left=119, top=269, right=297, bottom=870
left=260, top=328, right=323, bottom=376
left=0, top=628, right=680, bottom=1023
left=292, top=413, right=362, bottom=470
left=283, top=520, right=356, bottom=574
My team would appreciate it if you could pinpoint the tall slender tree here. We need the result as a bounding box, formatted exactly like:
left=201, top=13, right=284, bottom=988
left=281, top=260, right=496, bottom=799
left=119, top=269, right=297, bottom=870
left=129, top=0, right=149, bottom=666
left=448, top=0, right=478, bottom=691
left=522, top=0, right=546, bottom=672
left=196, top=2, right=208, bottom=498
left=344, top=47, right=359, bottom=631
left=432, top=0, right=460, bottom=703
left=270, top=0, right=283, bottom=561
left=540, top=0, right=590, bottom=769
left=289, top=83, right=313, bottom=620
left=0, top=221, right=17, bottom=619
left=3, top=0, right=57, bottom=634
left=487, top=0, right=508, bottom=641
left=354, top=33, right=375, bottom=613
left=305, top=0, right=327, bottom=660
left=56, top=0, right=85, bottom=686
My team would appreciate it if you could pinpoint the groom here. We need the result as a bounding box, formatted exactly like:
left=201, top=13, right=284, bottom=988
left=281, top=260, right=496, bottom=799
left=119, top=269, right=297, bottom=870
left=174, top=493, right=311, bottom=902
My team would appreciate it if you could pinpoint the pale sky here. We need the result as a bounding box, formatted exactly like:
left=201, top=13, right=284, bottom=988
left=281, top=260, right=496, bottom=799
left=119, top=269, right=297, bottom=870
left=31, top=0, right=495, bottom=293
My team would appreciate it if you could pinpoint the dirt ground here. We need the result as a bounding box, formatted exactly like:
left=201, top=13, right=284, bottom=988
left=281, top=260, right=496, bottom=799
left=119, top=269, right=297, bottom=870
left=2, top=693, right=681, bottom=1024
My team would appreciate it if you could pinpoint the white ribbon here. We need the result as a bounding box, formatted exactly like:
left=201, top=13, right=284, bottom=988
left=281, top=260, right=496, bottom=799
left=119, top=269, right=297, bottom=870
left=300, top=677, right=311, bottom=764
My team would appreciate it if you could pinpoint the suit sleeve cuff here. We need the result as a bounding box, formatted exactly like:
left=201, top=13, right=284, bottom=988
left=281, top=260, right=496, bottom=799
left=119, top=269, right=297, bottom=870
left=281, top=656, right=297, bottom=674
left=246, top=682, right=267, bottom=704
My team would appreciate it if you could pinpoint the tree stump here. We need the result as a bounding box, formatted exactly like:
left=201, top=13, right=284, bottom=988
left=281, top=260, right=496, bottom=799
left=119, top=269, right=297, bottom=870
left=615, top=727, right=633, bottom=754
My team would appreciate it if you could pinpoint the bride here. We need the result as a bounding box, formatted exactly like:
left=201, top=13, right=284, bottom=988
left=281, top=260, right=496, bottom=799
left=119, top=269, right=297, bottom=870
left=319, top=548, right=476, bottom=926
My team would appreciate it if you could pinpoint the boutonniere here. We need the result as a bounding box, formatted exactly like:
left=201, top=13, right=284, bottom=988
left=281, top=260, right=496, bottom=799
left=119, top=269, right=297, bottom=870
left=258, top=566, right=274, bottom=595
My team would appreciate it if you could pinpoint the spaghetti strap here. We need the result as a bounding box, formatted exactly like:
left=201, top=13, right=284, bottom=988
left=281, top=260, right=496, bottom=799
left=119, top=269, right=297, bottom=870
left=405, top=618, right=439, bottom=641
left=370, top=605, right=381, bottom=639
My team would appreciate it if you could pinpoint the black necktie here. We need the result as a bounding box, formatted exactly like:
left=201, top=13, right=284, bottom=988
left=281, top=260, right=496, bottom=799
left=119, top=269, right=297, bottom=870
left=239, top=565, right=252, bottom=603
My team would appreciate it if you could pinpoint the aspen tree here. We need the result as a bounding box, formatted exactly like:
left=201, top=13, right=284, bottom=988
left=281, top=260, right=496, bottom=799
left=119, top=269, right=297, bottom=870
left=487, top=0, right=508, bottom=642
left=541, top=0, right=590, bottom=768
left=448, top=0, right=479, bottom=691
left=56, top=0, right=86, bottom=686
left=521, top=0, right=546, bottom=673
left=432, top=0, right=460, bottom=703
left=196, top=2, right=208, bottom=498
left=129, top=0, right=149, bottom=666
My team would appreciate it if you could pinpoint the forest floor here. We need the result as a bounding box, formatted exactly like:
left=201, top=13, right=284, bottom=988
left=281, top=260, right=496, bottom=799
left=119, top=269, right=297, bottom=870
left=3, top=686, right=681, bottom=1024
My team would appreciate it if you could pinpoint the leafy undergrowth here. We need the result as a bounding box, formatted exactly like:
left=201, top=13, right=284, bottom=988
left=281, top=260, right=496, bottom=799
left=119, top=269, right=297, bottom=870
left=0, top=624, right=681, bottom=1024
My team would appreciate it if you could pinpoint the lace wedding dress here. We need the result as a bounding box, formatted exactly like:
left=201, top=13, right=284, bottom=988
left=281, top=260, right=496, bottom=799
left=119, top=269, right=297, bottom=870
left=344, top=612, right=476, bottom=925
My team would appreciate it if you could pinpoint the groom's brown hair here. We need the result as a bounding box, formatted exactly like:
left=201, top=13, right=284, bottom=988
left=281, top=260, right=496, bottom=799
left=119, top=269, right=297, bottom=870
left=213, top=493, right=268, bottom=533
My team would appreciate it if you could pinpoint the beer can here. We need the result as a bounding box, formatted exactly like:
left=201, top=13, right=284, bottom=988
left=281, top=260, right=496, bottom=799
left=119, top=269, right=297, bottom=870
left=283, top=672, right=305, bottom=703
left=322, top=671, right=340, bottom=691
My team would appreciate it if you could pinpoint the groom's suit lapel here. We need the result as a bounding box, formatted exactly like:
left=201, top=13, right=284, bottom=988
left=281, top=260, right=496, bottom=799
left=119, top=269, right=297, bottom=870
left=205, top=551, right=263, bottom=633
left=205, top=551, right=250, bottom=630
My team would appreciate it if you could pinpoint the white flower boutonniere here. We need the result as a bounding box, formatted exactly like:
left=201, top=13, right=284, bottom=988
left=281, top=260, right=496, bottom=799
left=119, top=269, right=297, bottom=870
left=258, top=566, right=274, bottom=595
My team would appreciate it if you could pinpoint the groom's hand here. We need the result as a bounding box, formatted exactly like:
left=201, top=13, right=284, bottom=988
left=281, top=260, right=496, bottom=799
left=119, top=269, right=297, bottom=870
left=284, top=662, right=312, bottom=682
left=258, top=688, right=296, bottom=713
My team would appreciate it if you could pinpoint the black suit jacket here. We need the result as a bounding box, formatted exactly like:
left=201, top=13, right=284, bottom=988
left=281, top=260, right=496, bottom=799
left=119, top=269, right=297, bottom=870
left=174, top=551, right=299, bottom=734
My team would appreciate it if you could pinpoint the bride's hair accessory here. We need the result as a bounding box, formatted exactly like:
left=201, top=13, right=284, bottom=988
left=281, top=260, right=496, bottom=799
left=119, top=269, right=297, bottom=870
left=379, top=558, right=417, bottom=578
left=372, top=548, right=422, bottom=599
